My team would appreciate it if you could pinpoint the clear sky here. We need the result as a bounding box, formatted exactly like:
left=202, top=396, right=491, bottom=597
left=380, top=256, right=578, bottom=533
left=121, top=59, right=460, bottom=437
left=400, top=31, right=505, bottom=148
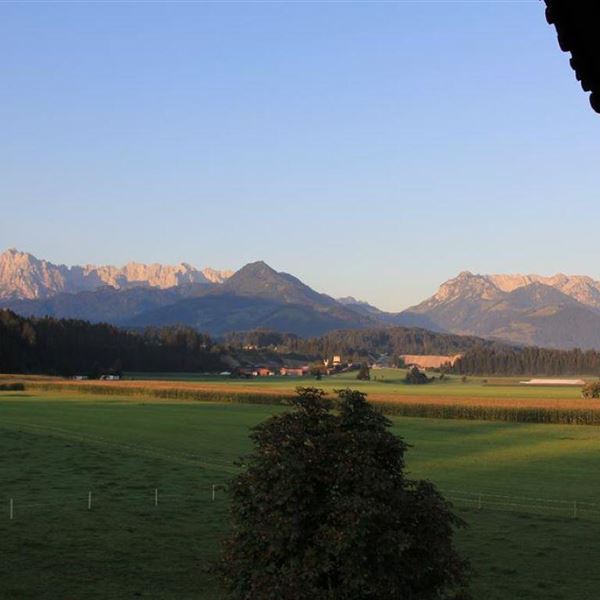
left=1, top=1, right=599, bottom=311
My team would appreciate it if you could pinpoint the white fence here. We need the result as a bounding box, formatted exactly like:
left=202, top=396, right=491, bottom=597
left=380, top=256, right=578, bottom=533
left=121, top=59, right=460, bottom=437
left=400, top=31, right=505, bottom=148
left=4, top=485, right=600, bottom=522
left=3, top=484, right=227, bottom=521
left=443, top=489, right=600, bottom=520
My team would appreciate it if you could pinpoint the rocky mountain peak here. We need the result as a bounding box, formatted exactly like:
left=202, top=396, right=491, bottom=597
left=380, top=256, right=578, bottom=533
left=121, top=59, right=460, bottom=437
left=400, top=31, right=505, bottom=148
left=422, top=271, right=600, bottom=310
left=337, top=296, right=369, bottom=306
left=405, top=270, right=600, bottom=349
left=433, top=271, right=502, bottom=304
left=486, top=273, right=600, bottom=308
left=202, top=267, right=234, bottom=284
left=0, top=249, right=232, bottom=300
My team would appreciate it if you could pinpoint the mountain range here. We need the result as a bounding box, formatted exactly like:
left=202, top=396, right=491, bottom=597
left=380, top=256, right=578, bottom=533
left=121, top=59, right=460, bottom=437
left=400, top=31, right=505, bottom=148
left=405, top=271, right=600, bottom=349
left=4, top=249, right=600, bottom=349
left=0, top=250, right=421, bottom=337
left=0, top=248, right=232, bottom=300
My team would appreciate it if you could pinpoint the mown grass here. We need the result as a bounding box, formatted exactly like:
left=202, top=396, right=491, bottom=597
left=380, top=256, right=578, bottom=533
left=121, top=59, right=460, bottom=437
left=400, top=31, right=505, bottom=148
left=2, top=391, right=600, bottom=599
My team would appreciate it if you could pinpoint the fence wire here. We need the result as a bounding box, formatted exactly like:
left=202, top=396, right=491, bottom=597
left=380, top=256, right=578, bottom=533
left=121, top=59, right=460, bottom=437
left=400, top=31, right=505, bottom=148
left=3, top=486, right=600, bottom=522
left=1, top=484, right=230, bottom=521
left=441, top=489, right=600, bottom=520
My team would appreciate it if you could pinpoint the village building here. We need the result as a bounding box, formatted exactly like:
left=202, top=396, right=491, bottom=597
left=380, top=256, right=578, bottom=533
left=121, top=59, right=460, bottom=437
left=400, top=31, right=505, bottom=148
left=280, top=366, right=309, bottom=377
left=372, top=354, right=392, bottom=369
left=256, top=367, right=274, bottom=377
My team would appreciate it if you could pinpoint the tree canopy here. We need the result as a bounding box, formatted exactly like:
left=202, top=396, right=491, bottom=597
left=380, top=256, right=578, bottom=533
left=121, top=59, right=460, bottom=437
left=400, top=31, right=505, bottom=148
left=0, top=309, right=224, bottom=376
left=405, top=366, right=433, bottom=385
left=451, top=346, right=600, bottom=376
left=356, top=362, right=370, bottom=380
left=217, top=387, right=470, bottom=600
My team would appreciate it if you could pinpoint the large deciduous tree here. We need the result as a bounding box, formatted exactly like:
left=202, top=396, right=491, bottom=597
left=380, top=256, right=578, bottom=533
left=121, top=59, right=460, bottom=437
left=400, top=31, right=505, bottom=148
left=216, top=387, right=470, bottom=600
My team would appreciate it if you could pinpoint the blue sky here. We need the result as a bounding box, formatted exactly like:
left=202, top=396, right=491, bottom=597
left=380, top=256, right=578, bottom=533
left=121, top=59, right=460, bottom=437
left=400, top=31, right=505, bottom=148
left=1, top=1, right=599, bottom=311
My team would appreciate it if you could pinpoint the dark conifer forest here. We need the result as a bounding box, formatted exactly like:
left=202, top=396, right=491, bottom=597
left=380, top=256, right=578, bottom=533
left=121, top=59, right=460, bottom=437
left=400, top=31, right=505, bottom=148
left=0, top=309, right=224, bottom=376
left=4, top=309, right=600, bottom=377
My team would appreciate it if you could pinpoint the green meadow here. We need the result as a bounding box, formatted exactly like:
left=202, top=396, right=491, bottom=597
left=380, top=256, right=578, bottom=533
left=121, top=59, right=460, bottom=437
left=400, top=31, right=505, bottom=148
left=127, top=369, right=588, bottom=400
left=2, top=391, right=600, bottom=599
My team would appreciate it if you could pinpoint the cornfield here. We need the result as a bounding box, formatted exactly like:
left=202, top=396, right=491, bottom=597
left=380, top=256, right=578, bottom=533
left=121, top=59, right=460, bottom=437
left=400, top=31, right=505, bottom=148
left=10, top=379, right=600, bottom=426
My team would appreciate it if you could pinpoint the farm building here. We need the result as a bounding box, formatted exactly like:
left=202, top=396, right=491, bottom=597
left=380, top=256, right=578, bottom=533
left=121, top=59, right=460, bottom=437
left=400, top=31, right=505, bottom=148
left=280, top=366, right=308, bottom=377
left=255, top=367, right=274, bottom=377
left=401, top=354, right=462, bottom=370
left=372, top=354, right=392, bottom=369
left=324, top=355, right=343, bottom=367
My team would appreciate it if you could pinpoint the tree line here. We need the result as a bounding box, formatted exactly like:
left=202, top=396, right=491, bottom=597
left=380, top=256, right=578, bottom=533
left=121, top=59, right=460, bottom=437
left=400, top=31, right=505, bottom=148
left=5, top=309, right=600, bottom=377
left=0, top=309, right=225, bottom=376
left=451, top=346, right=600, bottom=376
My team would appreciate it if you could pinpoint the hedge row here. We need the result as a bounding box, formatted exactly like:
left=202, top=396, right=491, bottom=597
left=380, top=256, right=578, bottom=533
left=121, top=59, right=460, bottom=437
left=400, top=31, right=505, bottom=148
left=0, top=383, right=25, bottom=391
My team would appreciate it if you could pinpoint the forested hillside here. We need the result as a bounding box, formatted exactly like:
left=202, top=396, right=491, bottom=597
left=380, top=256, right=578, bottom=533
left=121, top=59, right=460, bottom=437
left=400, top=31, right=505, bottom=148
left=226, top=327, right=506, bottom=359
left=0, top=310, right=225, bottom=376
left=295, top=327, right=504, bottom=358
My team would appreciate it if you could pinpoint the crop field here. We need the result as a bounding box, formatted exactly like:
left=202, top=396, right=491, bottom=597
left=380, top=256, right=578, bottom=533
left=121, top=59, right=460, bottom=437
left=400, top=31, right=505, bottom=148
left=2, top=390, right=600, bottom=599
left=124, top=369, right=591, bottom=399
left=8, top=370, right=600, bottom=426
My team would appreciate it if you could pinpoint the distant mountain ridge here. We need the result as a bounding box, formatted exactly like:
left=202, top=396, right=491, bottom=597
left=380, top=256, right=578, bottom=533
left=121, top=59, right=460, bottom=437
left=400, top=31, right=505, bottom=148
left=0, top=255, right=388, bottom=336
left=425, top=271, right=600, bottom=309
left=405, top=271, right=600, bottom=349
left=122, top=262, right=380, bottom=337
left=8, top=249, right=600, bottom=348
left=0, top=248, right=232, bottom=300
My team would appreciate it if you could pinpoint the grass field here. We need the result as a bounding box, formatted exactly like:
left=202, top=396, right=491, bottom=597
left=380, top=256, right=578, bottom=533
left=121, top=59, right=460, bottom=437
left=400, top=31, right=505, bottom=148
left=123, top=369, right=591, bottom=399
left=9, top=370, right=600, bottom=426
left=2, top=390, right=600, bottom=599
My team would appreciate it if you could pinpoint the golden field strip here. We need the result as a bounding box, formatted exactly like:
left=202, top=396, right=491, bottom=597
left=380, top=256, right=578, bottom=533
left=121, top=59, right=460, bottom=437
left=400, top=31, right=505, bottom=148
left=4, top=371, right=600, bottom=425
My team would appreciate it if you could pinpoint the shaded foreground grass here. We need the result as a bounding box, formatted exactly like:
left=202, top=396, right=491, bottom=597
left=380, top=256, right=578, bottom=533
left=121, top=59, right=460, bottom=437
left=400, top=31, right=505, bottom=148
left=2, top=392, right=600, bottom=598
